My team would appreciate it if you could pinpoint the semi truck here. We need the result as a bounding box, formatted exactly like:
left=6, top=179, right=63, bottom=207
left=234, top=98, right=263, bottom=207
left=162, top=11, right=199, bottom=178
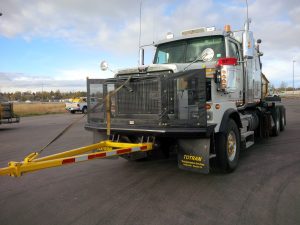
left=0, top=20, right=286, bottom=177
left=85, top=20, right=286, bottom=173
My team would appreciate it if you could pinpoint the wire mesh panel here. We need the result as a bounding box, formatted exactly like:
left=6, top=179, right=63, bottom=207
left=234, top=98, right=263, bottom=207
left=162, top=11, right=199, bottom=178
left=168, top=69, right=207, bottom=127
left=86, top=69, right=207, bottom=132
left=87, top=79, right=105, bottom=124
left=116, top=78, right=160, bottom=115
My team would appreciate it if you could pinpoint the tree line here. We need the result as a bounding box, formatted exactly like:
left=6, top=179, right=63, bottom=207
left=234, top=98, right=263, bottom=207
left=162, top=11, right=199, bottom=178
left=277, top=81, right=300, bottom=92
left=0, top=90, right=87, bottom=102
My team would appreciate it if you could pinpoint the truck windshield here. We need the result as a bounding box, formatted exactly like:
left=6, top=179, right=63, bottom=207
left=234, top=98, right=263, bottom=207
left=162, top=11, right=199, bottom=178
left=154, top=36, right=225, bottom=64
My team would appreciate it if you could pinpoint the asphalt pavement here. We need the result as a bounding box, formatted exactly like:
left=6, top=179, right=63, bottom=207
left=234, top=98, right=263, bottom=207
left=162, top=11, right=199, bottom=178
left=0, top=99, right=300, bottom=225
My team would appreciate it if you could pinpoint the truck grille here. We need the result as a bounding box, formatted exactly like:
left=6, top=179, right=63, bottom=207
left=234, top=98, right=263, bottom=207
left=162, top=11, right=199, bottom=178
left=116, top=78, right=160, bottom=114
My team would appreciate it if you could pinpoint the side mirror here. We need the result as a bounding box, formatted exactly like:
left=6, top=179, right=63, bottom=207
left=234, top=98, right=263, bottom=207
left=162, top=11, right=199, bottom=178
left=257, top=39, right=262, bottom=44
left=100, top=60, right=109, bottom=71
left=242, top=31, right=254, bottom=59
left=139, top=48, right=144, bottom=66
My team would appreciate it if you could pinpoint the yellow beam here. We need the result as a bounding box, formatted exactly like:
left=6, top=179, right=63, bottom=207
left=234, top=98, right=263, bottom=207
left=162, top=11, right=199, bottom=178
left=33, top=141, right=149, bottom=162
left=33, top=142, right=106, bottom=162
left=0, top=166, right=14, bottom=176
left=0, top=141, right=153, bottom=177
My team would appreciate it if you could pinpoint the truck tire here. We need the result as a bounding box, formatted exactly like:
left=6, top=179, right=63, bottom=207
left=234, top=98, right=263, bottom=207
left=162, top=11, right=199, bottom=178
left=272, top=107, right=280, bottom=136
left=279, top=107, right=286, bottom=131
left=82, top=106, right=87, bottom=114
left=215, top=119, right=240, bottom=173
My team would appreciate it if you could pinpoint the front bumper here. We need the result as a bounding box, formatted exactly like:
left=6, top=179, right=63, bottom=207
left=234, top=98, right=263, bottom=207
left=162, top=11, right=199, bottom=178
left=66, top=107, right=80, bottom=111
left=85, top=123, right=216, bottom=138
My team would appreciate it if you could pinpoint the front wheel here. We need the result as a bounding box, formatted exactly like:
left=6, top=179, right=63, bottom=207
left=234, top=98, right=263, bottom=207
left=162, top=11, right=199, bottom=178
left=82, top=106, right=87, bottom=114
left=215, top=119, right=240, bottom=173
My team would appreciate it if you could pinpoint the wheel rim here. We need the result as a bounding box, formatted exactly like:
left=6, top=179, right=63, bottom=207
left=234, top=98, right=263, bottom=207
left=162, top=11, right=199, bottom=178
left=227, top=131, right=237, bottom=161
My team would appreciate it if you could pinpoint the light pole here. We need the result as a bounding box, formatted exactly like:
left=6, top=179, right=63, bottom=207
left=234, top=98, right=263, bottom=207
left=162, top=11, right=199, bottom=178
left=293, top=60, right=296, bottom=94
left=0, top=13, right=2, bottom=93
left=41, top=82, right=44, bottom=102
left=138, top=0, right=142, bottom=65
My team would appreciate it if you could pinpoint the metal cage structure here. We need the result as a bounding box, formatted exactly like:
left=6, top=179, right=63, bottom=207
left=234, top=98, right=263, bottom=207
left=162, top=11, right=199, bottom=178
left=86, top=69, right=211, bottom=137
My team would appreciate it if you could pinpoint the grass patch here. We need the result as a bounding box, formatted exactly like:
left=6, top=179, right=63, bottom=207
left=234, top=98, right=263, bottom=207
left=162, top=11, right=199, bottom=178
left=13, top=102, right=66, bottom=117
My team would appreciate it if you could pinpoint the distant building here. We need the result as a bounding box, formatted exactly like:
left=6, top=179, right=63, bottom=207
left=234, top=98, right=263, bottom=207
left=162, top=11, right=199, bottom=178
left=262, top=73, right=269, bottom=98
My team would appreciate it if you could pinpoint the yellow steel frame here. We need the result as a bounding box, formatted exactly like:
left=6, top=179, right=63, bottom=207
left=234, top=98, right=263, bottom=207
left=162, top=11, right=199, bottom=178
left=0, top=141, right=153, bottom=177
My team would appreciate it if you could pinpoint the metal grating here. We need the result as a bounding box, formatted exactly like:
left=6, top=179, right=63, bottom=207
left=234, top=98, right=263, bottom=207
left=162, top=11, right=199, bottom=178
left=116, top=78, right=160, bottom=114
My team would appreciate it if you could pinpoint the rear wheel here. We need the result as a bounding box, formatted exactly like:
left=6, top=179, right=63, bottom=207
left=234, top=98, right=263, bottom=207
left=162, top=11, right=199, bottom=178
left=279, top=107, right=286, bottom=131
left=272, top=107, right=280, bottom=136
left=216, top=119, right=240, bottom=173
left=70, top=110, right=75, bottom=114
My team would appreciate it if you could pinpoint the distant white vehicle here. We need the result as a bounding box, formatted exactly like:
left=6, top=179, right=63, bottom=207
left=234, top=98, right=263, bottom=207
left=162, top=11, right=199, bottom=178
left=65, top=97, right=87, bottom=114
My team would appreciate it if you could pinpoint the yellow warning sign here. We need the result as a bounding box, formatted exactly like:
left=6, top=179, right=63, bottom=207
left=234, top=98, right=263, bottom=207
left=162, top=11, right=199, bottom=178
left=181, top=154, right=205, bottom=169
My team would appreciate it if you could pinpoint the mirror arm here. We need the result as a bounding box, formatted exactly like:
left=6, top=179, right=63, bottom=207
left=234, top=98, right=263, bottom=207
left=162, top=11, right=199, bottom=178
left=100, top=60, right=116, bottom=73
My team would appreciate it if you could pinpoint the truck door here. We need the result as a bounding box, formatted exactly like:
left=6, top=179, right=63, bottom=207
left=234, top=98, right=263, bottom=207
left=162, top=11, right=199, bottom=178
left=226, top=39, right=243, bottom=102
left=253, top=54, right=262, bottom=101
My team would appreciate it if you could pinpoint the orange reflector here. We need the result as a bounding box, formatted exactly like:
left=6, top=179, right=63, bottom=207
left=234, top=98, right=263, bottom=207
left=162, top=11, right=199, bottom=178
left=215, top=104, right=221, bottom=110
left=206, top=104, right=211, bottom=110
left=224, top=25, right=231, bottom=32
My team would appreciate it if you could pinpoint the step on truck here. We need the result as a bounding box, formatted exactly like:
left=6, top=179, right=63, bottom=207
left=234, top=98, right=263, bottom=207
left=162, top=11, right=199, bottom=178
left=85, top=20, right=286, bottom=174
left=0, top=20, right=286, bottom=177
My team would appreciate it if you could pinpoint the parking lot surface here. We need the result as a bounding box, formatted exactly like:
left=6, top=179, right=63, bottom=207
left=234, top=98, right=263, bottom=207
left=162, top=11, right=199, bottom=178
left=0, top=99, right=300, bottom=225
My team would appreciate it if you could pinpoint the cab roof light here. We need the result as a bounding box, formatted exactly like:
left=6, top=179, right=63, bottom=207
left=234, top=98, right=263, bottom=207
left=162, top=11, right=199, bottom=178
left=181, top=26, right=216, bottom=36
left=217, top=57, right=238, bottom=66
left=206, top=27, right=216, bottom=32
left=166, top=32, right=174, bottom=39
left=181, top=27, right=205, bottom=36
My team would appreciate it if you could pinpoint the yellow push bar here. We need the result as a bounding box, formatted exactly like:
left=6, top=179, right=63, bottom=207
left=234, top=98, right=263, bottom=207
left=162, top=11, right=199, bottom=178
left=0, top=141, right=153, bottom=177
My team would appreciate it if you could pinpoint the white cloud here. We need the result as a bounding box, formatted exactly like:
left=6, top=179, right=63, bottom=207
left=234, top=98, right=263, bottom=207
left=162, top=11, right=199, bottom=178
left=0, top=0, right=300, bottom=89
left=0, top=68, right=116, bottom=92
left=55, top=69, right=97, bottom=81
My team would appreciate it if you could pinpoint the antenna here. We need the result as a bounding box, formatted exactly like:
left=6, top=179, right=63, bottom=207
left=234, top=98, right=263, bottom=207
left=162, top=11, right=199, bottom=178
left=138, top=1, right=142, bottom=61
left=246, top=0, right=249, bottom=22
left=245, top=0, right=250, bottom=30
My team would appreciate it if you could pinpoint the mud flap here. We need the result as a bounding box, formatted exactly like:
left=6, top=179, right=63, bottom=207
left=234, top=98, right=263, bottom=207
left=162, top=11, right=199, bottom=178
left=177, top=138, right=210, bottom=174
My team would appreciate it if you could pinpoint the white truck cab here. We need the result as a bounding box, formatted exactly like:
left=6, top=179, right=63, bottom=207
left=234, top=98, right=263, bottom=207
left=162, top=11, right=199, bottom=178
left=85, top=21, right=285, bottom=174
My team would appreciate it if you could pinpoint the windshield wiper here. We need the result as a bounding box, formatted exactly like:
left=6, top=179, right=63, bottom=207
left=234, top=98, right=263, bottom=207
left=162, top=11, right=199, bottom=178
left=184, top=56, right=204, bottom=71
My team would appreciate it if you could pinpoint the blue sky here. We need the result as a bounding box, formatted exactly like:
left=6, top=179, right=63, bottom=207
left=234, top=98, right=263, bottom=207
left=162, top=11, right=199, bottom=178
left=0, top=0, right=300, bottom=92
